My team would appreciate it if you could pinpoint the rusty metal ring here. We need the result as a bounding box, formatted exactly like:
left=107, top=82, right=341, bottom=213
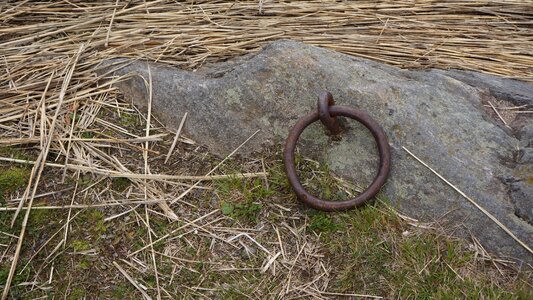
left=283, top=105, right=391, bottom=212
left=318, top=92, right=342, bottom=135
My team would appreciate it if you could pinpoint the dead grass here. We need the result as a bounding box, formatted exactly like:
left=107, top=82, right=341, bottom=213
left=1, top=0, right=532, bottom=299
left=1, top=153, right=531, bottom=299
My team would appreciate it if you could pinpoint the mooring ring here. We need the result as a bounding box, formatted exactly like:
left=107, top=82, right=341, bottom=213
left=283, top=105, right=391, bottom=211
left=318, top=91, right=342, bottom=135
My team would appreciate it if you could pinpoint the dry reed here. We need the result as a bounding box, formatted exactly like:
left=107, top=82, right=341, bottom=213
left=1, top=1, right=532, bottom=298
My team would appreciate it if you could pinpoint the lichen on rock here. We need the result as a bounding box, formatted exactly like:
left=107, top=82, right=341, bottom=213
left=100, top=40, right=533, bottom=262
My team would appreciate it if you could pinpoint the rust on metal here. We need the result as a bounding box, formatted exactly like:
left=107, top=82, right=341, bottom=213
left=283, top=92, right=391, bottom=212
left=318, top=91, right=342, bottom=135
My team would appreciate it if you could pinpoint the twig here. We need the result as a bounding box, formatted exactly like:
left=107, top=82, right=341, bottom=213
left=62, top=173, right=79, bottom=249
left=164, top=112, right=188, bottom=164
left=319, top=291, right=383, bottom=299
left=0, top=199, right=170, bottom=211
left=104, top=205, right=140, bottom=222
left=284, top=241, right=307, bottom=295
left=261, top=251, right=282, bottom=273
left=2, top=44, right=85, bottom=300
left=488, top=101, right=510, bottom=127
left=402, top=146, right=532, bottom=255
left=113, top=261, right=153, bottom=300
left=227, top=233, right=271, bottom=255
left=170, top=129, right=261, bottom=205
left=376, top=17, right=389, bottom=44
left=0, top=156, right=266, bottom=181
left=143, top=62, right=162, bottom=300
left=61, top=101, right=79, bottom=183
left=105, top=0, right=120, bottom=47
left=128, top=209, right=219, bottom=257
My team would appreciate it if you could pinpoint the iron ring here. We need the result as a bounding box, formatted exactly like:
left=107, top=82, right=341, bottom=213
left=283, top=105, right=391, bottom=211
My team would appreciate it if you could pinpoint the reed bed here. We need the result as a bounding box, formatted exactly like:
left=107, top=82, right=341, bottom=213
left=0, top=1, right=532, bottom=298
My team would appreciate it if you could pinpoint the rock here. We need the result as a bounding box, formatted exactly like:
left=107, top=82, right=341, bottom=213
left=438, top=69, right=533, bottom=107
left=100, top=40, right=533, bottom=262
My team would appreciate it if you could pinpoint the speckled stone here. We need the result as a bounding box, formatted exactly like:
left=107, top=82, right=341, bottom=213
left=100, top=40, right=532, bottom=262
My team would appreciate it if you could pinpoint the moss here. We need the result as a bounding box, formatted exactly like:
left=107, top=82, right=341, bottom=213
left=71, top=240, right=91, bottom=252
left=2, top=154, right=530, bottom=299
left=78, top=173, right=94, bottom=188
left=220, top=200, right=262, bottom=223
left=118, top=112, right=140, bottom=126
left=110, top=284, right=130, bottom=299
left=307, top=212, right=339, bottom=233
left=28, top=209, right=52, bottom=226
left=69, top=209, right=107, bottom=247
left=84, top=209, right=107, bottom=235
left=0, top=258, right=32, bottom=297
left=266, top=161, right=291, bottom=193
left=81, top=131, right=94, bottom=138
left=0, top=167, right=30, bottom=202
left=315, top=200, right=526, bottom=299
left=78, top=259, right=91, bottom=269
left=111, top=177, right=131, bottom=192
left=67, top=287, right=86, bottom=299
left=294, top=156, right=359, bottom=201
left=214, top=173, right=269, bottom=224
left=67, top=112, right=82, bottom=125
left=0, top=146, right=32, bottom=161
left=221, top=286, right=248, bottom=299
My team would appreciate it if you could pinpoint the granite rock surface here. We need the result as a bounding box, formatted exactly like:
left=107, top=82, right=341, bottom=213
left=101, top=40, right=532, bottom=262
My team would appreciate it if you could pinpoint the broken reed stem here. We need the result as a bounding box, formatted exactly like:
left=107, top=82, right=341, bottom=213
left=402, top=146, right=533, bottom=255
left=10, top=71, right=55, bottom=225
left=2, top=44, right=85, bottom=300
left=143, top=61, right=162, bottom=300
left=0, top=134, right=167, bottom=145
left=319, top=291, right=383, bottom=299
left=0, top=156, right=266, bottom=181
left=170, top=129, right=261, bottom=205
left=105, top=0, right=120, bottom=48
left=62, top=173, right=79, bottom=249
left=113, top=261, right=153, bottom=300
left=0, top=199, right=172, bottom=211
left=60, top=101, right=78, bottom=183
left=128, top=209, right=219, bottom=257
left=164, top=112, right=188, bottom=164
left=488, top=101, right=510, bottom=128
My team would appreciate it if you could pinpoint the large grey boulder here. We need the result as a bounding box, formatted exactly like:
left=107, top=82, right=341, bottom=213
left=101, top=40, right=532, bottom=263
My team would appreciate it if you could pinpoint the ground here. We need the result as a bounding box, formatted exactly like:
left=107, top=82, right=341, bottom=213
left=0, top=135, right=532, bottom=298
